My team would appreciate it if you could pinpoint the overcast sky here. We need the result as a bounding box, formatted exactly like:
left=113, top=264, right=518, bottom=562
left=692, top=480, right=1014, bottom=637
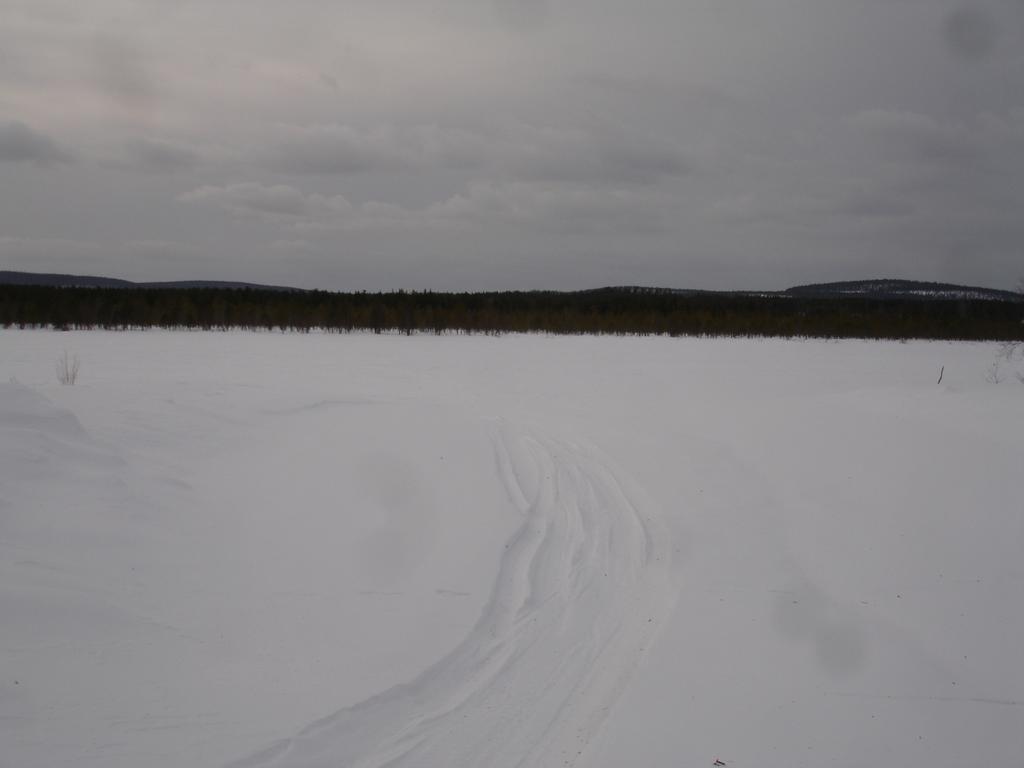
left=1, top=0, right=1022, bottom=290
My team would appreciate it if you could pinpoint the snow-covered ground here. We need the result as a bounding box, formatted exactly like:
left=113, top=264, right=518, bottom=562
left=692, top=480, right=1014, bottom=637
left=1, top=331, right=1022, bottom=768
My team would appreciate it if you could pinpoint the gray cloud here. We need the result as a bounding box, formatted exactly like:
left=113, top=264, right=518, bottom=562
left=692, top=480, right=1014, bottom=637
left=850, top=110, right=977, bottom=167
left=179, top=183, right=315, bottom=221
left=943, top=6, right=997, bottom=60
left=263, top=124, right=487, bottom=175
left=270, top=238, right=319, bottom=255
left=493, top=0, right=550, bottom=31
left=3, top=0, right=1024, bottom=290
left=832, top=191, right=916, bottom=220
left=178, top=182, right=431, bottom=231
left=124, top=239, right=201, bottom=259
left=265, top=126, right=403, bottom=175
left=429, top=180, right=663, bottom=233
left=118, top=137, right=202, bottom=173
left=179, top=179, right=662, bottom=235
left=0, top=121, right=73, bottom=166
left=508, top=127, right=692, bottom=185
left=91, top=34, right=157, bottom=110
left=258, top=122, right=690, bottom=189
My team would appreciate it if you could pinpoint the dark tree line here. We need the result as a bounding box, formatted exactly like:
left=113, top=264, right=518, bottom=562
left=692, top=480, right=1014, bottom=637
left=1, top=285, right=1022, bottom=340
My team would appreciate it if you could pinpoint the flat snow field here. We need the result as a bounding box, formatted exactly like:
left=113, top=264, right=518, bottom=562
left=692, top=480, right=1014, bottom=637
left=1, top=331, right=1022, bottom=768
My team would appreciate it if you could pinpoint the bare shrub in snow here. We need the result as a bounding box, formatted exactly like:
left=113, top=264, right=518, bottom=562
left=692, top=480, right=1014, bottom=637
left=985, top=360, right=1004, bottom=384
left=989, top=279, right=1024, bottom=384
left=995, top=340, right=1024, bottom=385
left=56, top=351, right=80, bottom=385
left=999, top=342, right=1024, bottom=384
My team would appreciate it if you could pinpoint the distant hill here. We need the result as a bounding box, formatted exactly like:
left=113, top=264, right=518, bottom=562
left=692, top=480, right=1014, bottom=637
left=0, top=271, right=299, bottom=292
left=1, top=271, right=1020, bottom=303
left=0, top=271, right=137, bottom=289
left=588, top=280, right=1023, bottom=302
left=783, top=279, right=1023, bottom=302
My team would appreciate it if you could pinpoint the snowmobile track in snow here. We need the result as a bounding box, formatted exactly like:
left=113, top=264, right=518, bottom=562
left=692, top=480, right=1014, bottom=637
left=228, top=422, right=674, bottom=768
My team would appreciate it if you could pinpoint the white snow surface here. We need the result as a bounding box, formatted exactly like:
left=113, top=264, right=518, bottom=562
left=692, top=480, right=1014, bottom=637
left=1, top=331, right=1022, bottom=768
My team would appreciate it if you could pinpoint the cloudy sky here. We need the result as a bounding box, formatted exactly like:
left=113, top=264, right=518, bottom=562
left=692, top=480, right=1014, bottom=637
left=1, top=0, right=1022, bottom=290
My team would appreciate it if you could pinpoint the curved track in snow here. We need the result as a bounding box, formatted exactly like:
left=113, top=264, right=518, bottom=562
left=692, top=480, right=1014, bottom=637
left=228, top=423, right=674, bottom=768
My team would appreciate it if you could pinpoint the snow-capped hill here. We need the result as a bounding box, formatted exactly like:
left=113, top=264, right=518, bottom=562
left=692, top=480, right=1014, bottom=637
left=784, top=279, right=1023, bottom=302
